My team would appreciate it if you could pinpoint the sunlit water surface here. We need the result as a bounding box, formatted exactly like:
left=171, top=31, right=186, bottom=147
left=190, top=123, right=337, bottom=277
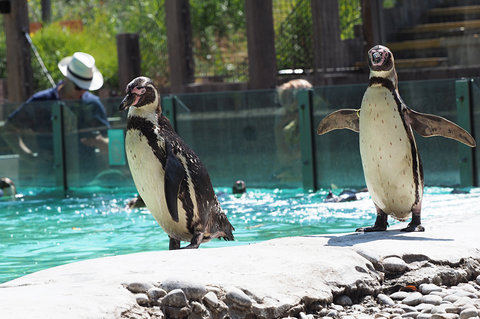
left=1, top=186, right=479, bottom=283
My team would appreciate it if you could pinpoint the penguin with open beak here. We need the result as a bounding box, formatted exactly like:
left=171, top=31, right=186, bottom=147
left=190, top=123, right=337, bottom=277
left=120, top=76, right=234, bottom=249
left=317, top=45, right=476, bottom=232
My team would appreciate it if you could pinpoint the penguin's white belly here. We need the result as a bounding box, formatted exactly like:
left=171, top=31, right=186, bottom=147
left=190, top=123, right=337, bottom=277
left=125, top=131, right=192, bottom=241
left=359, top=87, right=421, bottom=220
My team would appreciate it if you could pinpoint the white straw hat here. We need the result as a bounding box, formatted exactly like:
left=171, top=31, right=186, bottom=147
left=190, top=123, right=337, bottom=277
left=58, top=52, right=104, bottom=91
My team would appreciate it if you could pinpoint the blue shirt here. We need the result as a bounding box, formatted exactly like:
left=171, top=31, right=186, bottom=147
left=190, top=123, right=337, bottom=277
left=8, top=83, right=110, bottom=133
left=6, top=83, right=111, bottom=180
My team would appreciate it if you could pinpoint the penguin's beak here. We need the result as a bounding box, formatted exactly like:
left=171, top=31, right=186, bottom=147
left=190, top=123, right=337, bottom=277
left=119, top=93, right=135, bottom=111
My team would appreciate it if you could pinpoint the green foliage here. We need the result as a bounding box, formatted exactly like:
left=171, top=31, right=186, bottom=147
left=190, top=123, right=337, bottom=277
left=274, top=0, right=313, bottom=70
left=190, top=0, right=247, bottom=82
left=339, top=0, right=362, bottom=40
left=31, top=22, right=117, bottom=91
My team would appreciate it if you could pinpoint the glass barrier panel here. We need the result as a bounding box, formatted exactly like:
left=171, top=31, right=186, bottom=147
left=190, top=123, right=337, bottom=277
left=0, top=101, right=57, bottom=187
left=400, top=79, right=460, bottom=186
left=174, top=89, right=303, bottom=189
left=62, top=98, right=133, bottom=188
left=472, top=78, right=480, bottom=186
left=313, top=84, right=366, bottom=189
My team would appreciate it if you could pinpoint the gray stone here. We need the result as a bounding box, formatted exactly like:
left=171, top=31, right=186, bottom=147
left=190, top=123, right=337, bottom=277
left=431, top=314, right=459, bottom=319
left=163, top=305, right=190, bottom=319
left=476, top=275, right=480, bottom=285
left=127, top=281, right=154, bottom=293
left=377, top=293, right=395, bottom=306
left=444, top=306, right=461, bottom=314
left=444, top=295, right=460, bottom=303
left=160, top=279, right=207, bottom=301
left=191, top=301, right=206, bottom=315
left=416, top=303, right=434, bottom=313
left=460, top=308, right=478, bottom=319
left=420, top=284, right=443, bottom=295
left=454, top=297, right=474, bottom=307
left=398, top=304, right=418, bottom=313
left=147, top=287, right=167, bottom=302
left=382, top=257, right=408, bottom=274
left=203, top=291, right=219, bottom=309
left=326, top=309, right=338, bottom=317
left=225, top=286, right=252, bottom=308
left=331, top=304, right=344, bottom=311
left=403, top=292, right=424, bottom=306
left=392, top=291, right=410, bottom=300
left=335, top=295, right=352, bottom=306
left=457, top=284, right=477, bottom=294
left=162, top=289, right=188, bottom=308
left=135, top=293, right=150, bottom=306
left=422, top=295, right=443, bottom=305
left=417, top=314, right=431, bottom=319
left=402, top=312, right=419, bottom=318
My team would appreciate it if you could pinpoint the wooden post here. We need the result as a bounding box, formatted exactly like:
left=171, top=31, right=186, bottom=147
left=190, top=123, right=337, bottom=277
left=361, top=0, right=385, bottom=50
left=116, top=33, right=141, bottom=93
left=41, top=0, right=51, bottom=23
left=165, top=0, right=194, bottom=93
left=244, top=0, right=276, bottom=89
left=311, top=0, right=342, bottom=78
left=3, top=0, right=33, bottom=102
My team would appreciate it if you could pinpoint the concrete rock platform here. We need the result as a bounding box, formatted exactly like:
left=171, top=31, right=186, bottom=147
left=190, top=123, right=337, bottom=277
left=1, top=212, right=479, bottom=319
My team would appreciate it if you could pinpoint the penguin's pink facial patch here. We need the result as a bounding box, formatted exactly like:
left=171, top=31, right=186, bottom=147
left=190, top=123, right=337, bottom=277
left=130, top=86, right=146, bottom=106
left=370, top=50, right=386, bottom=66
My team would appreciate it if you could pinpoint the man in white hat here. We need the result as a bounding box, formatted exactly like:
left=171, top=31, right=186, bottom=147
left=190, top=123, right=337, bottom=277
left=1, top=52, right=110, bottom=184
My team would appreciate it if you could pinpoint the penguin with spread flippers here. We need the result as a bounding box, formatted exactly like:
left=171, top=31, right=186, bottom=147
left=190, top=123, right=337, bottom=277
left=120, top=76, right=234, bottom=249
left=317, top=45, right=476, bottom=232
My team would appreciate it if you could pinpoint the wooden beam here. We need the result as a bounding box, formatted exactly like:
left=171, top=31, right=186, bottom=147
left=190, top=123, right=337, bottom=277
left=165, top=0, right=194, bottom=93
left=311, top=0, right=342, bottom=72
left=244, top=0, right=276, bottom=89
left=116, top=33, right=141, bottom=92
left=3, top=0, right=33, bottom=102
left=361, top=0, right=385, bottom=50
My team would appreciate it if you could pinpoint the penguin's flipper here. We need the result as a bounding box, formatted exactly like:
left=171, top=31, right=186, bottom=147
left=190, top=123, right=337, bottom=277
left=317, top=109, right=360, bottom=135
left=405, top=108, right=476, bottom=147
left=165, top=145, right=185, bottom=222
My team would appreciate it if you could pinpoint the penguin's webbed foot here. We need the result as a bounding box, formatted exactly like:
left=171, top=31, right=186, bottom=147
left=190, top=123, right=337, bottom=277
left=181, top=232, right=204, bottom=249
left=356, top=225, right=388, bottom=232
left=401, top=224, right=425, bottom=232
left=356, top=207, right=388, bottom=232
left=169, top=237, right=181, bottom=250
left=401, top=214, right=424, bottom=232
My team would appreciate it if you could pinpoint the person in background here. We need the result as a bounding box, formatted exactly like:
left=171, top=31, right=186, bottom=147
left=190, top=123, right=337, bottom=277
left=273, top=79, right=312, bottom=182
left=1, top=52, right=110, bottom=183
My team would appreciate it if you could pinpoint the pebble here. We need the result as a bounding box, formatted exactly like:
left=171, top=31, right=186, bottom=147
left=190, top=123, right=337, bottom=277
left=420, top=284, right=443, bottom=295
left=422, top=295, right=444, bottom=305
left=403, top=292, right=424, bottom=306
left=126, top=281, right=154, bottom=294
left=225, top=286, right=252, bottom=308
left=392, top=291, right=410, bottom=300
left=459, top=308, right=478, bottom=319
left=476, top=276, right=480, bottom=285
left=135, top=293, right=150, bottom=306
left=146, top=287, right=167, bottom=302
left=378, top=293, right=395, bottom=306
left=203, top=291, right=219, bottom=308
left=335, top=295, right=353, bottom=306
left=382, top=256, right=408, bottom=274
left=161, top=289, right=188, bottom=308
left=160, top=279, right=207, bottom=301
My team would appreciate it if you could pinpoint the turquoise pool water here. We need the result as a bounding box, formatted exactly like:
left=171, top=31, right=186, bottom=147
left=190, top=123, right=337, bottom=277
left=1, top=186, right=479, bottom=283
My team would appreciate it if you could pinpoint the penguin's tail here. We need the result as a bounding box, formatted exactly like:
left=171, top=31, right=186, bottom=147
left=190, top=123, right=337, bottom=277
left=218, top=213, right=235, bottom=241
